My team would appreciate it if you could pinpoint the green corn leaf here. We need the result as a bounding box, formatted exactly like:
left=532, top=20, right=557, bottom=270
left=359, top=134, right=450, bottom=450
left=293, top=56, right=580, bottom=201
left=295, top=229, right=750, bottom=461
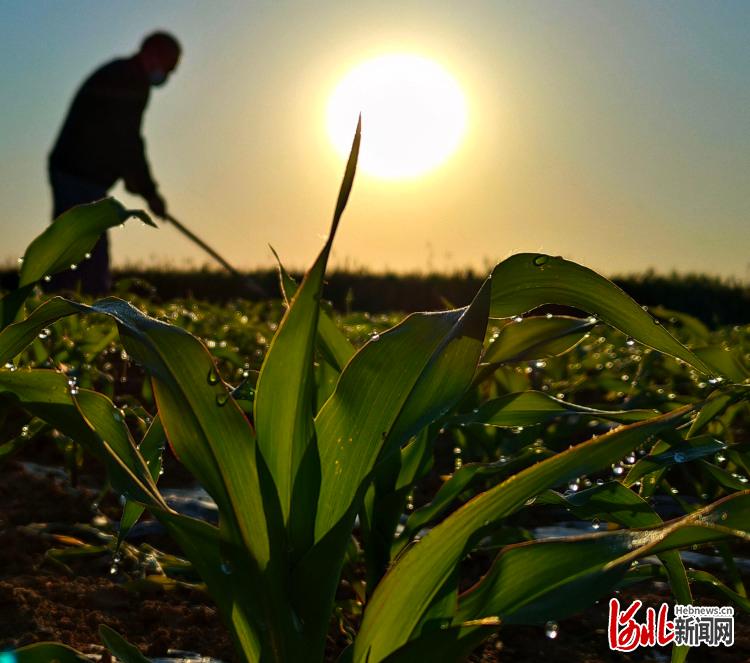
left=0, top=199, right=154, bottom=328
left=254, top=118, right=359, bottom=550
left=118, top=415, right=167, bottom=545
left=442, top=492, right=750, bottom=662
left=379, top=619, right=500, bottom=663
left=272, top=246, right=354, bottom=373
left=488, top=254, right=715, bottom=375
left=0, top=368, right=102, bottom=458
left=0, top=297, right=93, bottom=365
left=396, top=448, right=555, bottom=552
left=13, top=642, right=91, bottom=663
left=451, top=390, right=656, bottom=428
left=539, top=481, right=691, bottom=604
left=315, top=279, right=491, bottom=542
left=483, top=315, right=594, bottom=364
left=354, top=405, right=693, bottom=661
left=0, top=417, right=45, bottom=463
left=19, top=199, right=154, bottom=287
left=294, top=282, right=490, bottom=654
left=73, top=388, right=166, bottom=510
left=687, top=390, right=742, bottom=437
left=98, top=625, right=150, bottom=663
left=624, top=435, right=727, bottom=486
left=455, top=492, right=750, bottom=625
left=0, top=295, right=294, bottom=659
left=692, top=346, right=749, bottom=383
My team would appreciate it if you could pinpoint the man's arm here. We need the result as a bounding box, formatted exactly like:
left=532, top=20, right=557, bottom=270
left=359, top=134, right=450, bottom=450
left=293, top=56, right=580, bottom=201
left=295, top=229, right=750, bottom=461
left=103, top=71, right=166, bottom=217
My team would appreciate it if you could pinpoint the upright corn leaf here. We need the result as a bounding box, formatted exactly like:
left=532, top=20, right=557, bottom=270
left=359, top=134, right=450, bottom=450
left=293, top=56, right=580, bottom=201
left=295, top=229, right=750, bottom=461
left=294, top=282, right=490, bottom=654
left=315, top=280, right=491, bottom=540
left=253, top=118, right=360, bottom=552
left=273, top=247, right=355, bottom=372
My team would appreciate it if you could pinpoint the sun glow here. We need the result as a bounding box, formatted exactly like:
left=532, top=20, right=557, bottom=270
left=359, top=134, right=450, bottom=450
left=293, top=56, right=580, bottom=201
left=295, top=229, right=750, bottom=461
left=326, top=54, right=468, bottom=179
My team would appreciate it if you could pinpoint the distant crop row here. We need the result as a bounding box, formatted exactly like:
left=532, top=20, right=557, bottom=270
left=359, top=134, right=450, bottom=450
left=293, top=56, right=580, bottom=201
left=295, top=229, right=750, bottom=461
left=1, top=122, right=748, bottom=663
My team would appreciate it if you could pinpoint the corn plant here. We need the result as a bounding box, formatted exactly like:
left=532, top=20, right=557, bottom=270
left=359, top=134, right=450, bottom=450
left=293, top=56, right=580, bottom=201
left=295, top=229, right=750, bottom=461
left=2, top=121, right=749, bottom=663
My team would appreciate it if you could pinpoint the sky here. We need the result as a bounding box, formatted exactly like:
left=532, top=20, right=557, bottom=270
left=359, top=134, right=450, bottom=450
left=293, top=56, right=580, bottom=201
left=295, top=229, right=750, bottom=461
left=1, top=1, right=748, bottom=279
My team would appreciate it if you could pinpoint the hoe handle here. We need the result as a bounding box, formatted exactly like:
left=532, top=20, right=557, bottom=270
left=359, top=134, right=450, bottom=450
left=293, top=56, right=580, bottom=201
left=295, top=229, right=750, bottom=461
left=164, top=214, right=240, bottom=277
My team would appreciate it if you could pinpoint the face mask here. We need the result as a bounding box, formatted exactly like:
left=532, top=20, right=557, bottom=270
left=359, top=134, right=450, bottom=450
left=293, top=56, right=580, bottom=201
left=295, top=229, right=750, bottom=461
left=149, top=69, right=168, bottom=86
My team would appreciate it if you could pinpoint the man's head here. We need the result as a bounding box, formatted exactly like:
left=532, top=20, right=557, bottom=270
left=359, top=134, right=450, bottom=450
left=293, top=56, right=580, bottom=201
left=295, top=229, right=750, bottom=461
left=138, top=31, right=181, bottom=87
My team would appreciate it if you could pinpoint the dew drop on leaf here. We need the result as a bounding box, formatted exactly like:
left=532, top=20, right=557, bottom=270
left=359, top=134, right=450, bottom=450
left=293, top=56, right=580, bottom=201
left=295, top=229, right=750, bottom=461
left=207, top=367, right=220, bottom=385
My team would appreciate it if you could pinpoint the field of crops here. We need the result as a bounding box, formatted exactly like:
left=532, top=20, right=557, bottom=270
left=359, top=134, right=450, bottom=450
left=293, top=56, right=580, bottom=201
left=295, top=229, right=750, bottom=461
left=1, top=131, right=749, bottom=663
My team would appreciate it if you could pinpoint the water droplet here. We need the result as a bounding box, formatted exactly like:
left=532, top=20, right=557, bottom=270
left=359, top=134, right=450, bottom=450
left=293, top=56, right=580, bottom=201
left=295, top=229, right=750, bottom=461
left=216, top=393, right=229, bottom=407
left=532, top=254, right=548, bottom=267
left=673, top=452, right=686, bottom=463
left=370, top=332, right=381, bottom=342
left=591, top=518, right=601, bottom=531
left=43, top=275, right=52, bottom=282
left=17, top=256, right=24, bottom=264
left=545, top=621, right=559, bottom=639
left=20, top=425, right=30, bottom=439
left=70, top=264, right=77, bottom=271
left=612, top=465, right=624, bottom=476
left=626, top=338, right=635, bottom=346
left=720, top=512, right=728, bottom=521
left=207, top=367, right=220, bottom=385
left=513, top=316, right=523, bottom=323
left=67, top=378, right=79, bottom=395
left=109, top=563, right=118, bottom=575
left=220, top=560, right=233, bottom=574
left=567, top=481, right=579, bottom=493
left=534, top=360, right=547, bottom=369
left=84, top=252, right=92, bottom=259
left=38, top=328, right=51, bottom=339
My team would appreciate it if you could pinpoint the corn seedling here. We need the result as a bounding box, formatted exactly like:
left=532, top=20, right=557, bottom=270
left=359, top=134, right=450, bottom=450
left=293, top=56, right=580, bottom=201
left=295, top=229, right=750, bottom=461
left=1, top=122, right=749, bottom=663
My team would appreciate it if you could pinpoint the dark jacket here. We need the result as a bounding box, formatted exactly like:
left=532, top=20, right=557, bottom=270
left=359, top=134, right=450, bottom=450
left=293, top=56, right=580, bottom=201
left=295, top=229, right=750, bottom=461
left=49, top=57, right=157, bottom=198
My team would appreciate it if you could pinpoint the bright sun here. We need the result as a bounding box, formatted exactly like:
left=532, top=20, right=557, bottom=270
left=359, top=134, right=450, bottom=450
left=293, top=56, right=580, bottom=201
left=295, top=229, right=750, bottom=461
left=326, top=54, right=468, bottom=180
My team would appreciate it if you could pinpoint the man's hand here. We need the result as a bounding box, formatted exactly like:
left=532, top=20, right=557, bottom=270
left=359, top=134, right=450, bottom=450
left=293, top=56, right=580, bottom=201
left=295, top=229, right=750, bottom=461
left=146, top=192, right=167, bottom=219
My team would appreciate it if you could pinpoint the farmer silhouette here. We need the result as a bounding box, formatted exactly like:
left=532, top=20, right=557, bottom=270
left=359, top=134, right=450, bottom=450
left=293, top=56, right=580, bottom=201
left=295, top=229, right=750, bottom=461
left=48, top=31, right=181, bottom=294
